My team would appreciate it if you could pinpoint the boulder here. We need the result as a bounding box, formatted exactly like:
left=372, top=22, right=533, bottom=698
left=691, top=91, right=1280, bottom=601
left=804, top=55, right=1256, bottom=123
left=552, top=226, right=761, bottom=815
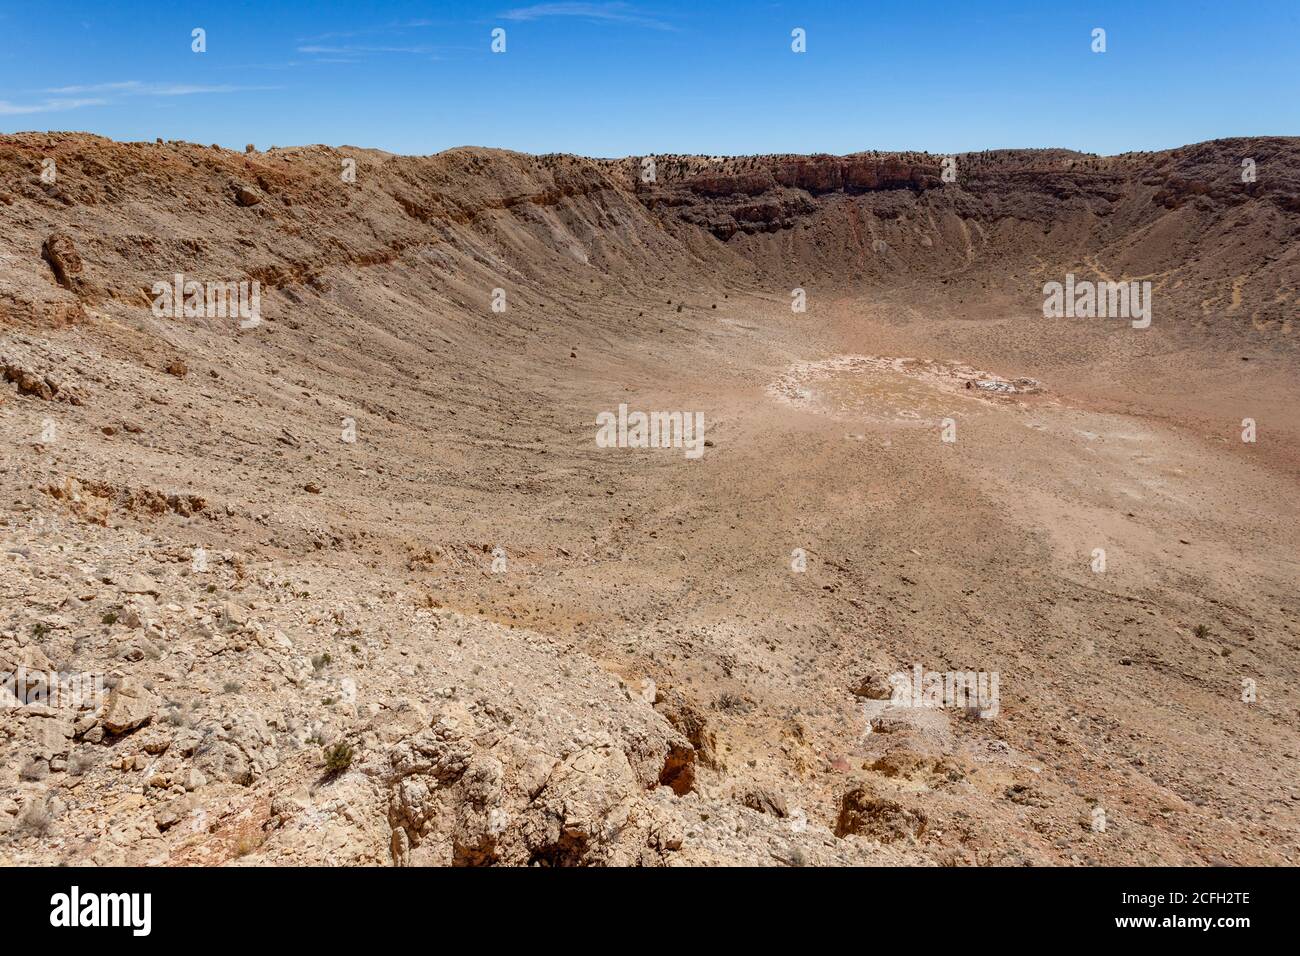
left=232, top=184, right=263, bottom=207
left=100, top=681, right=157, bottom=735
left=41, top=233, right=83, bottom=290
left=834, top=786, right=928, bottom=842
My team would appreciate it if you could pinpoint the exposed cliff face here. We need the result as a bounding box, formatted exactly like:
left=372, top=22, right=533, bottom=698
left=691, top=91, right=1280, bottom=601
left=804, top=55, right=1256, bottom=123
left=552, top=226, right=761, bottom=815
left=601, top=140, right=1298, bottom=334
left=628, top=153, right=943, bottom=237
left=617, top=141, right=1300, bottom=236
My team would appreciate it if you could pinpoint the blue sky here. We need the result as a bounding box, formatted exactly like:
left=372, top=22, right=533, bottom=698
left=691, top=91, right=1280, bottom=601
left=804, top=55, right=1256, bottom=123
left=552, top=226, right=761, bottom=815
left=2, top=1, right=1297, bottom=156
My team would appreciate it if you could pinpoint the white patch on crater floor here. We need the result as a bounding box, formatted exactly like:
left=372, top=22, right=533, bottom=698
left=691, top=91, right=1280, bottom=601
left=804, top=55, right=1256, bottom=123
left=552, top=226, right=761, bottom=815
left=767, top=355, right=1044, bottom=425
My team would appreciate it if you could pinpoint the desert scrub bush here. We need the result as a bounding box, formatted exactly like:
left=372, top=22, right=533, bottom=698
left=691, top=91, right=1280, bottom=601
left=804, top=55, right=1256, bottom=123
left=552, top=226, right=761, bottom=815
left=311, top=652, right=332, bottom=672
left=234, top=833, right=264, bottom=857
left=1193, top=623, right=1211, bottom=639
left=31, top=621, right=51, bottom=641
left=68, top=752, right=95, bottom=776
left=17, top=801, right=53, bottom=836
left=715, top=692, right=754, bottom=715
left=323, top=741, right=354, bottom=776
left=101, top=611, right=118, bottom=625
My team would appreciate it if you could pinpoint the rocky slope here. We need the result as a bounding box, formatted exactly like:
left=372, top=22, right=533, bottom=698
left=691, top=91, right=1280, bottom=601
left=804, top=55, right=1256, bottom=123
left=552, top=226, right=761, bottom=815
left=1, top=133, right=1298, bottom=866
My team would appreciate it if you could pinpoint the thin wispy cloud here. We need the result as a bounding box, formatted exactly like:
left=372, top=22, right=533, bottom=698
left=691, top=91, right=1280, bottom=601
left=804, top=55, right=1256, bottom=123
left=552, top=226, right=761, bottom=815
left=296, top=44, right=437, bottom=56
left=498, top=2, right=674, bottom=30
left=152, top=84, right=277, bottom=95
left=0, top=97, right=107, bottom=115
left=296, top=19, right=449, bottom=44
left=45, top=81, right=275, bottom=96
left=43, top=81, right=141, bottom=94
left=290, top=18, right=460, bottom=63
left=5, top=81, right=275, bottom=115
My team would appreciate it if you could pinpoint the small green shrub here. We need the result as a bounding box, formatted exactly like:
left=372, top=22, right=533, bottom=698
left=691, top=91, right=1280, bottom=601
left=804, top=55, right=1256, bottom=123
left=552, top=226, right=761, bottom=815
left=323, top=741, right=354, bottom=776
